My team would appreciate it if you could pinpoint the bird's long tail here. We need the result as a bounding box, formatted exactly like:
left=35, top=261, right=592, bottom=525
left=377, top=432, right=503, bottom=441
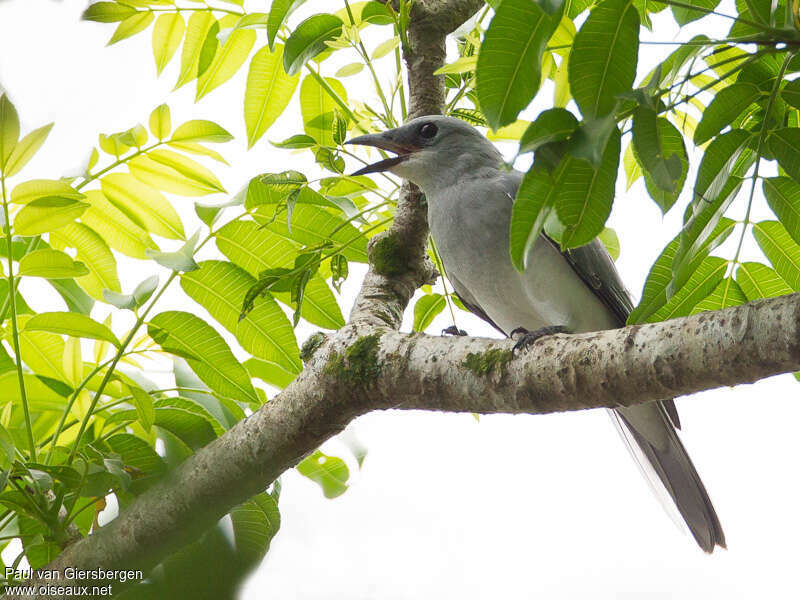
left=609, top=403, right=726, bottom=552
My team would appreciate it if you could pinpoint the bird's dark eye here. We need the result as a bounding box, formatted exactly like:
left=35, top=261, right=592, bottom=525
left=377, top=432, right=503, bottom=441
left=419, top=123, right=438, bottom=139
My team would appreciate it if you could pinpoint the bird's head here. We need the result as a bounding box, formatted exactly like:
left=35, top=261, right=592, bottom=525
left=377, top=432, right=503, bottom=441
left=345, top=115, right=504, bottom=193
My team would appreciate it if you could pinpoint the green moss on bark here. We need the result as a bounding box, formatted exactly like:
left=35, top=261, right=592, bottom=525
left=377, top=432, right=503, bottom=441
left=324, top=333, right=383, bottom=385
left=462, top=348, right=513, bottom=376
left=300, top=332, right=327, bottom=363
left=370, top=232, right=412, bottom=276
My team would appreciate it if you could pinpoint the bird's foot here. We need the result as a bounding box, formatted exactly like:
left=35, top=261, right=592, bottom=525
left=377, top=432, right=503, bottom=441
left=442, top=325, right=468, bottom=337
left=511, top=326, right=570, bottom=356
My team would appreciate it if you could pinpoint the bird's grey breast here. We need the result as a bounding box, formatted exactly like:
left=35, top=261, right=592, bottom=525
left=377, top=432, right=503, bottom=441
left=425, top=171, right=619, bottom=334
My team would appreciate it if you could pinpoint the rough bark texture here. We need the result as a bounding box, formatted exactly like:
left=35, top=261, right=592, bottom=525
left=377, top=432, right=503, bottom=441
left=13, top=0, right=800, bottom=597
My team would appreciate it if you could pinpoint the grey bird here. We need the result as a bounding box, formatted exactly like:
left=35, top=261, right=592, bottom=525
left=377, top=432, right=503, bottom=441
left=347, top=115, right=725, bottom=552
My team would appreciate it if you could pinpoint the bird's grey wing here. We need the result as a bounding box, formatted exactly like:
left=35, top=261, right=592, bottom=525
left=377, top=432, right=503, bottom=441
left=447, top=271, right=506, bottom=336
left=549, top=236, right=681, bottom=428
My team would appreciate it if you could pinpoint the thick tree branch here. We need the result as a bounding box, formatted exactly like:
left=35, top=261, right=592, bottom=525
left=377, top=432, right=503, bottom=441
left=19, top=293, right=800, bottom=598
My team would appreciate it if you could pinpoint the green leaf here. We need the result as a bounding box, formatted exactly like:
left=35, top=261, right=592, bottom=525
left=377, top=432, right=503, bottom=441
left=519, top=108, right=579, bottom=154
left=598, top=227, right=621, bottom=260
left=82, top=2, right=137, bottom=23
left=215, top=220, right=344, bottom=329
left=569, top=0, right=639, bottom=118
left=196, top=28, right=257, bottom=100
left=25, top=312, right=120, bottom=347
left=4, top=123, right=54, bottom=177
left=50, top=223, right=121, bottom=300
left=632, top=107, right=682, bottom=195
left=476, top=0, right=563, bottom=130
left=10, top=179, right=84, bottom=205
left=245, top=44, right=300, bottom=148
left=283, top=14, right=344, bottom=76
left=647, top=256, right=728, bottom=322
left=736, top=261, right=792, bottom=300
left=510, top=165, right=560, bottom=271
left=254, top=203, right=368, bottom=263
left=267, top=0, right=308, bottom=49
left=175, top=11, right=217, bottom=89
left=171, top=120, right=233, bottom=143
left=0, top=372, right=68, bottom=412
left=48, top=279, right=94, bottom=315
left=413, top=293, right=446, bottom=332
left=671, top=0, right=722, bottom=25
left=130, top=387, right=156, bottom=433
left=14, top=197, right=89, bottom=236
left=230, top=493, right=281, bottom=566
left=148, top=311, right=258, bottom=403
left=146, top=149, right=226, bottom=194
left=556, top=127, right=621, bottom=247
left=336, top=62, right=364, bottom=77
left=753, top=220, right=800, bottom=291
left=296, top=450, right=349, bottom=498
left=271, top=134, right=317, bottom=149
left=694, top=83, right=762, bottom=145
left=106, top=433, right=166, bottom=492
left=0, top=94, right=20, bottom=170
left=181, top=261, right=302, bottom=372
left=169, top=141, right=228, bottom=164
left=17, top=249, right=89, bottom=279
left=690, top=278, right=747, bottom=314
left=81, top=190, right=159, bottom=259
left=371, top=36, right=400, bottom=60
left=146, top=231, right=200, bottom=272
left=628, top=218, right=735, bottom=323
left=244, top=357, right=297, bottom=389
left=152, top=13, right=185, bottom=75
left=129, top=152, right=224, bottom=197
left=781, top=78, right=800, bottom=110
left=149, top=104, right=172, bottom=139
left=108, top=11, right=154, bottom=45
left=769, top=128, right=800, bottom=184
left=763, top=177, right=800, bottom=246
left=101, top=173, right=185, bottom=240
left=299, top=75, right=348, bottom=147
left=638, top=116, right=688, bottom=213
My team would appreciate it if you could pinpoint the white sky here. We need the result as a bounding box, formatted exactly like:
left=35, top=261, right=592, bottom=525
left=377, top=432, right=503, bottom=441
left=1, top=1, right=800, bottom=599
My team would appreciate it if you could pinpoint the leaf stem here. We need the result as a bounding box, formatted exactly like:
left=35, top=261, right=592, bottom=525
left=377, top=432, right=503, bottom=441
left=76, top=141, right=165, bottom=191
left=1, top=175, right=36, bottom=462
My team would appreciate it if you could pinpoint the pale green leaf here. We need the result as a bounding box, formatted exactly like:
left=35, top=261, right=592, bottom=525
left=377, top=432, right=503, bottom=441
left=149, top=104, right=172, bottom=139
left=0, top=94, right=20, bottom=170
left=25, top=312, right=120, bottom=347
left=50, top=223, right=121, bottom=300
left=10, top=179, right=84, bottom=205
left=736, top=261, right=793, bottom=300
left=152, top=13, right=185, bottom=75
left=690, top=278, right=747, bottom=314
left=196, top=28, right=256, bottom=100
left=753, top=220, right=800, bottom=291
left=81, top=189, right=159, bottom=259
left=245, top=44, right=300, bottom=148
left=170, top=120, right=233, bottom=143
left=181, top=261, right=301, bottom=372
left=148, top=311, right=258, bottom=403
left=175, top=11, right=216, bottom=89
left=14, top=197, right=89, bottom=236
left=413, top=293, right=446, bottom=332
left=101, top=172, right=185, bottom=240
left=299, top=75, right=348, bottom=146
left=108, top=11, right=154, bottom=45
left=17, top=249, right=89, bottom=279
left=4, top=123, right=54, bottom=177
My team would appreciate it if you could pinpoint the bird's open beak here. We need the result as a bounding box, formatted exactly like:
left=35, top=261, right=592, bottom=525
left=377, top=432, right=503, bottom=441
left=345, top=132, right=420, bottom=176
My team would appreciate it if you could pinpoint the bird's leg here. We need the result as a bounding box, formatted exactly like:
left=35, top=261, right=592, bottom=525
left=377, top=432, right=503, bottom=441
left=510, top=325, right=570, bottom=356
left=442, top=325, right=468, bottom=336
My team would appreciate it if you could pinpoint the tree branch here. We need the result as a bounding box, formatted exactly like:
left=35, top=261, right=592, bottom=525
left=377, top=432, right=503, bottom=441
left=18, top=293, right=800, bottom=598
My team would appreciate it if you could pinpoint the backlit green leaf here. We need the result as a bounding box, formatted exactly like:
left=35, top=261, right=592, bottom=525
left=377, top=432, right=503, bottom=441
left=694, top=82, right=762, bottom=145
left=763, top=177, right=800, bottom=246
left=413, top=293, right=446, bottom=332
left=736, top=261, right=793, bottom=300
left=175, top=12, right=216, bottom=89
left=14, top=197, right=88, bottom=236
left=10, top=179, right=84, bottom=205
left=50, top=223, right=121, bottom=300
left=299, top=75, right=348, bottom=147
left=753, top=220, right=800, bottom=291
left=690, top=278, right=746, bottom=314
left=181, top=261, right=301, bottom=372
left=245, top=44, right=300, bottom=148
left=476, top=0, right=563, bottom=130
left=510, top=165, right=560, bottom=271
left=296, top=450, right=349, bottom=498
left=148, top=311, right=258, bottom=403
left=769, top=128, right=800, bottom=184
left=149, top=104, right=172, bottom=139
left=152, top=13, right=185, bottom=75
left=647, top=256, right=728, bottom=322
left=283, top=14, right=344, bottom=76
left=519, top=108, right=579, bottom=154
left=81, top=190, right=159, bottom=259
left=4, top=123, right=54, bottom=177
left=101, top=173, right=185, bottom=240
left=170, top=120, right=233, bottom=143
left=108, top=11, right=154, bottom=45
left=569, top=0, right=639, bottom=118
left=196, top=28, right=256, bottom=100
left=17, top=249, right=89, bottom=279
left=0, top=94, right=20, bottom=170
left=25, top=313, right=120, bottom=347
left=267, top=0, right=308, bottom=49
left=82, top=2, right=137, bottom=23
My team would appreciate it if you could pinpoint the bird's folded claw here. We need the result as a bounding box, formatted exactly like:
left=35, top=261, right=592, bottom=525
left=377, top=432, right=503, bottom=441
left=511, top=325, right=569, bottom=356
left=442, top=325, right=468, bottom=336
